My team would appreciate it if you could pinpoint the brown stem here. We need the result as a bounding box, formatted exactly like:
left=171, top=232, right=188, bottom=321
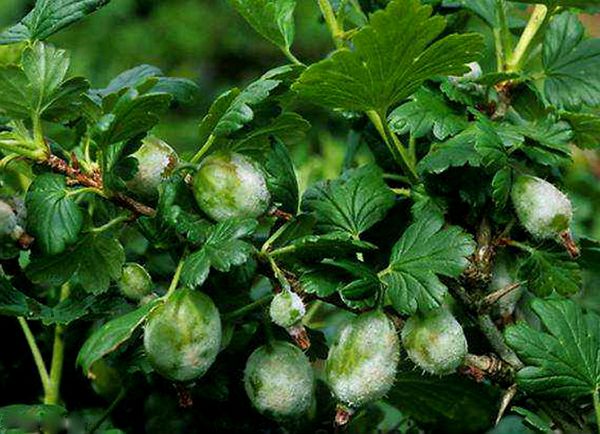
left=44, top=155, right=155, bottom=217
left=559, top=230, right=579, bottom=259
left=479, top=282, right=522, bottom=311
left=462, top=353, right=514, bottom=384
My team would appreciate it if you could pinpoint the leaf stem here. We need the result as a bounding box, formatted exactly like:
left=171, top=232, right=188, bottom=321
left=66, top=186, right=106, bottom=198
left=593, top=388, right=600, bottom=434
left=18, top=317, right=50, bottom=396
left=222, top=295, right=274, bottom=321
left=506, top=5, right=548, bottom=72
left=45, top=283, right=70, bottom=405
left=90, top=214, right=131, bottom=233
left=366, top=110, right=418, bottom=183
left=89, top=387, right=126, bottom=433
left=282, top=47, right=304, bottom=66
left=165, top=252, right=186, bottom=298
left=190, top=134, right=216, bottom=164
left=493, top=0, right=511, bottom=72
left=477, top=314, right=523, bottom=369
left=317, top=0, right=344, bottom=48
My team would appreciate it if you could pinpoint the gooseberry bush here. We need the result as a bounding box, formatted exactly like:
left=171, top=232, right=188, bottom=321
left=1, top=0, right=600, bottom=432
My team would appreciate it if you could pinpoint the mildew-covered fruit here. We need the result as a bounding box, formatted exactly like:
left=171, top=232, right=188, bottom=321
left=144, top=288, right=221, bottom=382
left=0, top=200, right=23, bottom=240
left=402, top=308, right=467, bottom=375
left=192, top=152, right=270, bottom=222
left=325, top=311, right=399, bottom=412
left=126, top=136, right=178, bottom=200
left=488, top=253, right=522, bottom=318
left=511, top=175, right=572, bottom=240
left=244, top=341, right=314, bottom=420
left=118, top=263, right=153, bottom=301
left=269, top=290, right=305, bottom=329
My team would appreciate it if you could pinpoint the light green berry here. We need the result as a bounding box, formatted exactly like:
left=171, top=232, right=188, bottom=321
left=488, top=253, right=523, bottom=318
left=269, top=291, right=305, bottom=329
left=326, top=311, right=400, bottom=410
left=144, top=289, right=221, bottom=382
left=118, top=263, right=153, bottom=301
left=402, top=308, right=467, bottom=375
left=511, top=175, right=572, bottom=240
left=126, top=136, right=179, bottom=200
left=192, top=153, right=270, bottom=222
left=0, top=200, right=23, bottom=240
left=244, top=341, right=314, bottom=420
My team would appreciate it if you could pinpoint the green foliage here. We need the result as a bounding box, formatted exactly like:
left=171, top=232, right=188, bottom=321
left=0, top=0, right=599, bottom=432
left=25, top=174, right=83, bottom=255
left=301, top=164, right=395, bottom=238
left=0, top=42, right=88, bottom=120
left=77, top=299, right=160, bottom=375
left=518, top=248, right=582, bottom=297
left=0, top=0, right=111, bottom=44
left=181, top=218, right=257, bottom=288
left=380, top=214, right=475, bottom=314
left=294, top=0, right=484, bottom=113
left=228, top=0, right=296, bottom=56
left=541, top=12, right=600, bottom=109
left=506, top=299, right=600, bottom=398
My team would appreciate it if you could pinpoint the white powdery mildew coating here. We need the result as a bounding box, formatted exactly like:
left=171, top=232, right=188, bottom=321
left=0, top=201, right=18, bottom=236
left=144, top=289, right=222, bottom=382
left=512, top=175, right=572, bottom=239
left=402, top=309, right=467, bottom=375
left=269, top=290, right=306, bottom=328
left=229, top=153, right=271, bottom=218
left=127, top=138, right=178, bottom=199
left=488, top=255, right=523, bottom=317
left=326, top=312, right=400, bottom=409
left=244, top=342, right=314, bottom=419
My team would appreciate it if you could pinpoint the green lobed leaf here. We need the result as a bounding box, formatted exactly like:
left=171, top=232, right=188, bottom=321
left=181, top=218, right=258, bottom=288
left=418, top=126, right=482, bottom=174
left=473, top=118, right=508, bottom=169
left=509, top=117, right=573, bottom=166
left=301, top=164, right=395, bottom=238
left=0, top=42, right=88, bottom=120
left=0, top=274, right=98, bottom=325
left=95, top=87, right=172, bottom=148
left=271, top=232, right=376, bottom=260
left=231, top=112, right=310, bottom=153
left=27, top=232, right=126, bottom=294
left=293, top=0, right=484, bottom=113
left=26, top=174, right=83, bottom=255
left=229, top=0, right=296, bottom=52
left=505, top=299, right=600, bottom=398
left=388, top=87, right=468, bottom=140
left=261, top=140, right=299, bottom=214
left=77, top=299, right=161, bottom=375
left=541, top=12, right=600, bottom=109
left=381, top=214, right=475, bottom=314
left=93, top=64, right=199, bottom=105
left=561, top=112, right=600, bottom=149
left=0, top=0, right=111, bottom=44
left=491, top=167, right=513, bottom=208
left=518, top=249, right=581, bottom=297
left=387, top=364, right=498, bottom=431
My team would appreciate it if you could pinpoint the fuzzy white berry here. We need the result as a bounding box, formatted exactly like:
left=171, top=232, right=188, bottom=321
left=488, top=253, right=523, bottom=318
left=511, top=175, right=572, bottom=240
left=0, top=200, right=23, bottom=240
left=244, top=341, right=314, bottom=420
left=192, top=152, right=271, bottom=222
left=269, top=291, right=305, bottom=329
left=402, top=308, right=467, bottom=375
left=325, top=311, right=400, bottom=410
left=126, top=136, right=179, bottom=200
left=144, top=289, right=221, bottom=382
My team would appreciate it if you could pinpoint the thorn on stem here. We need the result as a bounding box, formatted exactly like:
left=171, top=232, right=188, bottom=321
left=496, top=384, right=518, bottom=425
